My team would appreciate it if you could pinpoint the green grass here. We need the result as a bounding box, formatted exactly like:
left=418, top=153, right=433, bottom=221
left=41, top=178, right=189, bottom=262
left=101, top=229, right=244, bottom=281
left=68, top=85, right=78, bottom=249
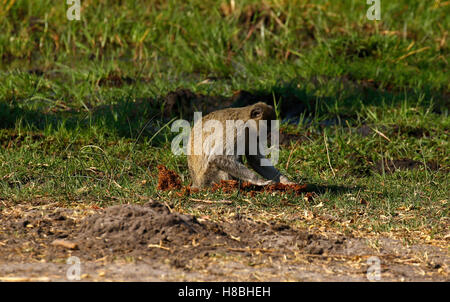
left=0, top=0, right=448, bottom=243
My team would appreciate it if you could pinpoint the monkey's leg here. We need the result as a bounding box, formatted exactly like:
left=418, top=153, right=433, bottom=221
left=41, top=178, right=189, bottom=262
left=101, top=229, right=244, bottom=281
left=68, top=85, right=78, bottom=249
left=247, top=154, right=296, bottom=184
left=208, top=170, right=231, bottom=184
left=211, top=156, right=274, bottom=186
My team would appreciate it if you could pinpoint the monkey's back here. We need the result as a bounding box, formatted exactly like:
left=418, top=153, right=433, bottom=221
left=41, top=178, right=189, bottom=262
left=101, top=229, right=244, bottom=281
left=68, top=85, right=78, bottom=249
left=186, top=102, right=275, bottom=188
left=187, top=107, right=243, bottom=187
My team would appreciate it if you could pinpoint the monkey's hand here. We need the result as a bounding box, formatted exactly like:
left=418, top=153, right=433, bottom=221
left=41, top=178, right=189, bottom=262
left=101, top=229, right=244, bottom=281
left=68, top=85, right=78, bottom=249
left=280, top=175, right=296, bottom=185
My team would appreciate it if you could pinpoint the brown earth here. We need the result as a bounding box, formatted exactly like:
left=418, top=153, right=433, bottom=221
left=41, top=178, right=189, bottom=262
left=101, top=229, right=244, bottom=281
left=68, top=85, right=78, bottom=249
left=0, top=199, right=448, bottom=281
left=157, top=166, right=308, bottom=197
left=210, top=180, right=308, bottom=197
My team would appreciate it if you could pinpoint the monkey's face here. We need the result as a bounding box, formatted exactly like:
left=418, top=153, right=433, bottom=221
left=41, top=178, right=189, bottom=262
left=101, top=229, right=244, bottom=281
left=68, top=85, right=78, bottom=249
left=250, top=102, right=276, bottom=133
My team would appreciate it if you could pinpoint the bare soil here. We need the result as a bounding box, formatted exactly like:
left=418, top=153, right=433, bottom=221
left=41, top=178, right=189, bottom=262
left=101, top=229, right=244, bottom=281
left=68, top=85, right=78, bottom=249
left=0, top=199, right=448, bottom=281
left=157, top=166, right=309, bottom=197
left=210, top=179, right=308, bottom=196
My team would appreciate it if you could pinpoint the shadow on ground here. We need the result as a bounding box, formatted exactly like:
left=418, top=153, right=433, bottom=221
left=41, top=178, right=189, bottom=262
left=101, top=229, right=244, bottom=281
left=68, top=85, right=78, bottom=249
left=1, top=73, right=447, bottom=142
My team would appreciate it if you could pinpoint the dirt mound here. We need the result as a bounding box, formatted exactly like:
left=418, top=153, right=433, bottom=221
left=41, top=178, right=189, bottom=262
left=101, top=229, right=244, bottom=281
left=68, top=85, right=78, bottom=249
left=1, top=201, right=340, bottom=263
left=73, top=201, right=342, bottom=261
left=76, top=201, right=227, bottom=259
left=1, top=202, right=447, bottom=280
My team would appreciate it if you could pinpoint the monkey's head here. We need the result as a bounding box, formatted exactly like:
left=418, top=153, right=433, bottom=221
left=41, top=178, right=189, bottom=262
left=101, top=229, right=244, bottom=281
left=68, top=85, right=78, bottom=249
left=249, top=102, right=276, bottom=122
left=247, top=102, right=277, bottom=141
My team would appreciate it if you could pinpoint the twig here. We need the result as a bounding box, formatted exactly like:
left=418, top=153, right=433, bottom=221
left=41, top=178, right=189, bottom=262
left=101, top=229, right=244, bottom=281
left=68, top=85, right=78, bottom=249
left=370, top=127, right=391, bottom=142
left=323, top=132, right=336, bottom=177
left=396, top=46, right=430, bottom=62
left=227, top=247, right=276, bottom=253
left=148, top=244, right=170, bottom=251
left=189, top=198, right=232, bottom=204
left=285, top=140, right=299, bottom=171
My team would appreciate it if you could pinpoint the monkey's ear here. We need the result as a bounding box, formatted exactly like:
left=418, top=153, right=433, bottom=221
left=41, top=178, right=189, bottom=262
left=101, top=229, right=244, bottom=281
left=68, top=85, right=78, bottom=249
left=250, top=106, right=263, bottom=119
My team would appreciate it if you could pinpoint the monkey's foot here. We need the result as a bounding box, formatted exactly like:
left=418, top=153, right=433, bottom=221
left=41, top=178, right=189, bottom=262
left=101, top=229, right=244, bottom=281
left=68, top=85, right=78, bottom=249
left=280, top=176, right=296, bottom=185
left=254, top=179, right=276, bottom=186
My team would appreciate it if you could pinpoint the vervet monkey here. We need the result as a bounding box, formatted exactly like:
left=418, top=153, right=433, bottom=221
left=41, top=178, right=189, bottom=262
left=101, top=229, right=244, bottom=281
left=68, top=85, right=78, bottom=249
left=187, top=102, right=295, bottom=188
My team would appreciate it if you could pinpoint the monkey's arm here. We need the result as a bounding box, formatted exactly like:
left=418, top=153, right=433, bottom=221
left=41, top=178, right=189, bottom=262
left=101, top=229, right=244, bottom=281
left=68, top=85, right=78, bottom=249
left=247, top=154, right=295, bottom=184
left=211, top=156, right=273, bottom=186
